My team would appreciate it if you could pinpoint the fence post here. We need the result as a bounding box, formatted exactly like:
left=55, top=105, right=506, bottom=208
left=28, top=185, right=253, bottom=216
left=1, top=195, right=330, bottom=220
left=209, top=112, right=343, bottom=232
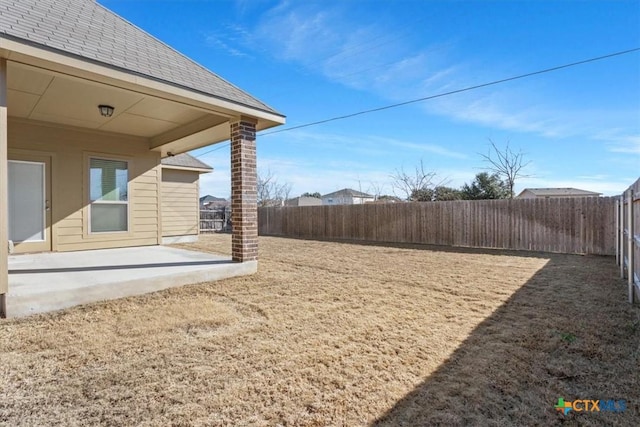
left=628, top=189, right=635, bottom=303
left=620, top=195, right=625, bottom=279
left=615, top=198, right=619, bottom=266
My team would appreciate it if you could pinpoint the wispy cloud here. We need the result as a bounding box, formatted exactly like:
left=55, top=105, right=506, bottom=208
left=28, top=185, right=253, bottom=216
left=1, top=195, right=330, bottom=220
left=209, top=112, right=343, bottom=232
left=263, top=129, right=467, bottom=159
left=195, top=1, right=638, bottom=198
left=576, top=174, right=610, bottom=181
left=429, top=89, right=640, bottom=149
left=430, top=92, right=575, bottom=138
left=233, top=0, right=272, bottom=15
left=204, top=32, right=250, bottom=57
left=203, top=20, right=257, bottom=58
left=593, top=129, right=640, bottom=154
left=250, top=2, right=455, bottom=100
left=610, top=142, right=640, bottom=154
left=196, top=148, right=232, bottom=199
left=193, top=140, right=404, bottom=198
left=235, top=1, right=639, bottom=147
left=366, top=136, right=468, bottom=159
left=259, top=155, right=394, bottom=196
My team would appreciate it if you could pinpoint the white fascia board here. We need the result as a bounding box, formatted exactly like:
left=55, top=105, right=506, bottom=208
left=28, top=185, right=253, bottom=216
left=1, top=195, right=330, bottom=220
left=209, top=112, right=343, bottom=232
left=161, top=164, right=213, bottom=174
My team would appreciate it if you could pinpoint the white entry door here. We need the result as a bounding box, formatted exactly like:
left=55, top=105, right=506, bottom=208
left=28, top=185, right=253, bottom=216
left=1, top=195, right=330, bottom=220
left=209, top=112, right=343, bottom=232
left=8, top=157, right=52, bottom=253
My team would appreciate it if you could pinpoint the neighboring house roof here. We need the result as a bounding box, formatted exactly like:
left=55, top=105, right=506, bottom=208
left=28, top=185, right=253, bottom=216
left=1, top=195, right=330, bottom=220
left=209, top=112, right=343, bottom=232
left=161, top=153, right=212, bottom=173
left=517, top=188, right=602, bottom=197
left=0, top=0, right=281, bottom=116
left=285, top=196, right=323, bottom=207
left=322, top=188, right=374, bottom=199
left=200, top=195, right=227, bottom=204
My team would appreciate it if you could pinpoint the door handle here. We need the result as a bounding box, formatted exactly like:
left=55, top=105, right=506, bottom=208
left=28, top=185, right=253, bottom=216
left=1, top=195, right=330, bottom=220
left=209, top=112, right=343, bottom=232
left=45, top=200, right=50, bottom=211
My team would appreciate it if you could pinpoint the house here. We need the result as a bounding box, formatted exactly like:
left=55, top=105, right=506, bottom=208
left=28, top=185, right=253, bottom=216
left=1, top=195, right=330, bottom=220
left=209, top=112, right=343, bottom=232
left=199, top=193, right=230, bottom=234
left=516, top=188, right=602, bottom=199
left=200, top=195, right=228, bottom=208
left=161, top=153, right=212, bottom=244
left=322, top=188, right=375, bottom=205
left=285, top=196, right=323, bottom=207
left=367, top=195, right=403, bottom=204
left=0, top=0, right=285, bottom=317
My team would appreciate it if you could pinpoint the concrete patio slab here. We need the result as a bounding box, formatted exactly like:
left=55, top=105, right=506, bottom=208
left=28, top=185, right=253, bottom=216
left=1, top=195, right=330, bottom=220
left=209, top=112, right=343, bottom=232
left=7, top=245, right=256, bottom=318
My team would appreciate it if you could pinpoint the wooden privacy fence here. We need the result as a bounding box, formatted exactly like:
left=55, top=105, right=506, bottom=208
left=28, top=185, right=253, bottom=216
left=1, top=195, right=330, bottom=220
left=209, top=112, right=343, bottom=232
left=259, top=197, right=616, bottom=255
left=616, top=177, right=640, bottom=303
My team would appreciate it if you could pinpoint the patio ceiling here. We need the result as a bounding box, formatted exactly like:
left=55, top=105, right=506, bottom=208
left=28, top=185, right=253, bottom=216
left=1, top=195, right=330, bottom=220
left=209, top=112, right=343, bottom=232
left=7, top=61, right=232, bottom=154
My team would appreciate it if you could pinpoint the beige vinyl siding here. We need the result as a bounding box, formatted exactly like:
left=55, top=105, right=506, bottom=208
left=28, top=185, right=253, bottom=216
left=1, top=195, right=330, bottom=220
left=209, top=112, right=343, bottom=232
left=161, top=168, right=199, bottom=237
left=8, top=118, right=161, bottom=252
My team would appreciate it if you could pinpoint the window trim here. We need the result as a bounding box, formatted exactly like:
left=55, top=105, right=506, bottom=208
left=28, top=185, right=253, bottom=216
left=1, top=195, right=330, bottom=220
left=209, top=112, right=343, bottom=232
left=87, top=155, right=131, bottom=235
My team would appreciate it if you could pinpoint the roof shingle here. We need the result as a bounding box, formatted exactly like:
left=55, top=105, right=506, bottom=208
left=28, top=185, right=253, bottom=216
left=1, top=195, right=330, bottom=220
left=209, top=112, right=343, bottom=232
left=519, top=188, right=601, bottom=197
left=322, top=188, right=374, bottom=198
left=161, top=153, right=212, bottom=171
left=0, top=0, right=282, bottom=116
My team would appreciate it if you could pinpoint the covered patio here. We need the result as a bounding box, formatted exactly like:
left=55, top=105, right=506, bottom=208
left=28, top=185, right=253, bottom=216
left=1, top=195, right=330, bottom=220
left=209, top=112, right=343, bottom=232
left=0, top=0, right=285, bottom=317
left=6, top=245, right=256, bottom=318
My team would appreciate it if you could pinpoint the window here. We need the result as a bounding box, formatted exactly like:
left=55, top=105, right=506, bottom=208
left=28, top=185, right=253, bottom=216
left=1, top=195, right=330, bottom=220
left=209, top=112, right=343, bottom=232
left=89, top=158, right=129, bottom=233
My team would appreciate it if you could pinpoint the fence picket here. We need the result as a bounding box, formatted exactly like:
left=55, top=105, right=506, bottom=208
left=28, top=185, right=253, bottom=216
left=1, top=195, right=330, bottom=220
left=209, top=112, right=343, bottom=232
left=617, top=178, right=640, bottom=303
left=259, top=197, right=618, bottom=255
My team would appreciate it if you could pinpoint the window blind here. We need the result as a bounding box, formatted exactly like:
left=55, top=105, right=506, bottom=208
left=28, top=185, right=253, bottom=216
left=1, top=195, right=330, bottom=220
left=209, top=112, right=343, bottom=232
left=90, top=158, right=128, bottom=202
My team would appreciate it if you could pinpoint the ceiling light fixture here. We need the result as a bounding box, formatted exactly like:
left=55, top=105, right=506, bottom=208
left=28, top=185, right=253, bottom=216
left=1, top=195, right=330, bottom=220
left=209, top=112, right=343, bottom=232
left=98, top=104, right=115, bottom=117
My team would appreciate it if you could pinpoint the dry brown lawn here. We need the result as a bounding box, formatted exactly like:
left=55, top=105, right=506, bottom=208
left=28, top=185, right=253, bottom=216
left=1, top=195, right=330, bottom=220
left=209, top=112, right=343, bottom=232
left=1, top=234, right=638, bottom=426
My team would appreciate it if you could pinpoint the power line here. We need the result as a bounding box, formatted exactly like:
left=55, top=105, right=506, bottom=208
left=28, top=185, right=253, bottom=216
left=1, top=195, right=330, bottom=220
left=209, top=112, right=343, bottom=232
left=196, top=47, right=640, bottom=158
left=195, top=141, right=230, bottom=157
left=262, top=48, right=640, bottom=135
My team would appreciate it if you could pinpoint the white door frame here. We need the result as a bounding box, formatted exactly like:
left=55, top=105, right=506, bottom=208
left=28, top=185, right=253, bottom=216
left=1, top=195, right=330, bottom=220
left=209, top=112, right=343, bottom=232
left=8, top=156, right=52, bottom=253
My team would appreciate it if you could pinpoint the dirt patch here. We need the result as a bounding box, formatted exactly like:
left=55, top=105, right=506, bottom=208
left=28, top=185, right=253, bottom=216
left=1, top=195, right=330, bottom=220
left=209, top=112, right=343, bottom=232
left=1, top=234, right=638, bottom=426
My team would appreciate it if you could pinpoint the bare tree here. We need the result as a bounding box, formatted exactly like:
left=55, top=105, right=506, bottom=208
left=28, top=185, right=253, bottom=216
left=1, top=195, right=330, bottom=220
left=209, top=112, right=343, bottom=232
left=390, top=159, right=438, bottom=201
left=480, top=139, right=530, bottom=198
left=257, top=170, right=292, bottom=207
left=369, top=181, right=386, bottom=201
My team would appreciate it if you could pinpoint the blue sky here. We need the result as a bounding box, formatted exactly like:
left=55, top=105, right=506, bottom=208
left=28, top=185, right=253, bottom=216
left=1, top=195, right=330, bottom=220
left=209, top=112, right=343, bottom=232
left=102, top=0, right=640, bottom=198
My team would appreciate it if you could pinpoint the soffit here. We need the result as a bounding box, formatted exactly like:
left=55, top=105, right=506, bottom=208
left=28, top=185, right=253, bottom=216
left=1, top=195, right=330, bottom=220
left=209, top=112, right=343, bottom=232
left=6, top=61, right=227, bottom=139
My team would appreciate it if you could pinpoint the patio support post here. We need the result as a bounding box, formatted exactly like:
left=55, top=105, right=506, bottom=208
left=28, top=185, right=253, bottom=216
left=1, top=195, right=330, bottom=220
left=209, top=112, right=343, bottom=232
left=230, top=117, right=258, bottom=262
left=0, top=58, right=8, bottom=318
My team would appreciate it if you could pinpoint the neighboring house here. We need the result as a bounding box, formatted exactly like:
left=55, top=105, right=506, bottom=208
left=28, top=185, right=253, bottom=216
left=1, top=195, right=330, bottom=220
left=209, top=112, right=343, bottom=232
left=368, top=195, right=404, bottom=204
left=161, top=153, right=212, bottom=244
left=285, top=196, right=323, bottom=207
left=199, top=194, right=230, bottom=233
left=0, top=0, right=285, bottom=316
left=200, top=195, right=228, bottom=208
left=321, top=189, right=375, bottom=205
left=516, top=188, right=602, bottom=199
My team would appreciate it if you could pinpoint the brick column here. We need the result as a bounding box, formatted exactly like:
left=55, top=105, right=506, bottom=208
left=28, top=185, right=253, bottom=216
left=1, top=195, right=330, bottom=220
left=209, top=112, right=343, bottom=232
left=230, top=117, right=258, bottom=262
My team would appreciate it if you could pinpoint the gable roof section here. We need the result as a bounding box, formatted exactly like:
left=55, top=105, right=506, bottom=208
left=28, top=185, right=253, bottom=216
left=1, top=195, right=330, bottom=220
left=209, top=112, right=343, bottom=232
left=322, top=188, right=374, bottom=199
left=0, top=0, right=282, bottom=117
left=200, top=195, right=226, bottom=203
left=285, top=196, right=322, bottom=206
left=161, top=153, right=212, bottom=172
left=518, top=188, right=602, bottom=197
